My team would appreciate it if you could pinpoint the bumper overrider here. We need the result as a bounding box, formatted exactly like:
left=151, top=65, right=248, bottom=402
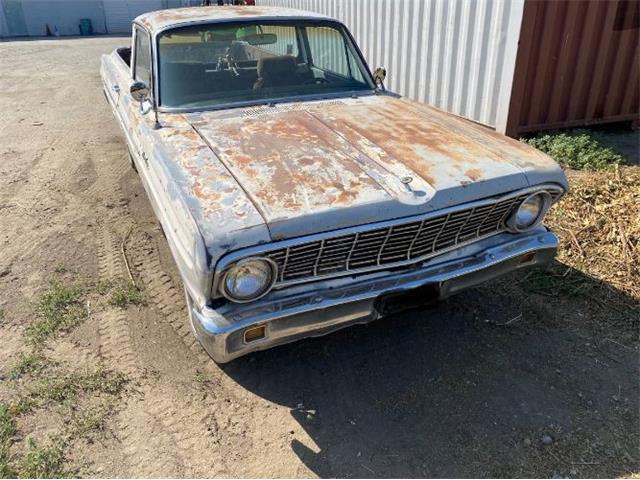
left=190, top=228, right=559, bottom=363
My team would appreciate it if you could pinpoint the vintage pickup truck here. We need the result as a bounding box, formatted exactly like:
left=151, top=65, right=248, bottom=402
left=101, top=6, right=568, bottom=363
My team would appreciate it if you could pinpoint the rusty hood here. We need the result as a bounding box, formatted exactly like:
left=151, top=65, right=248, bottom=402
left=185, top=95, right=566, bottom=241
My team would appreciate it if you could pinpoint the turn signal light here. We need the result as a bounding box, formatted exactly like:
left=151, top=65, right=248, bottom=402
left=244, top=325, right=267, bottom=343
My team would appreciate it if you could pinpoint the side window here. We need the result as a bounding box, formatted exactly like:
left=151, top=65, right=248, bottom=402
left=134, top=27, right=152, bottom=85
left=306, top=26, right=365, bottom=82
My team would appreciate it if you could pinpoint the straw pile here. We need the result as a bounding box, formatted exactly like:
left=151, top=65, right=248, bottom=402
left=546, top=165, right=640, bottom=300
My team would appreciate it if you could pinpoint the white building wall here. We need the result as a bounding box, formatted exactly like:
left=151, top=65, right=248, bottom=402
left=0, top=2, right=7, bottom=37
left=0, top=0, right=198, bottom=36
left=19, top=0, right=108, bottom=35
left=257, top=0, right=524, bottom=132
left=103, top=0, right=164, bottom=34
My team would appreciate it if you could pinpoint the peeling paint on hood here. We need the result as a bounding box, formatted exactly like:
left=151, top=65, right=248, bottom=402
left=182, top=95, right=564, bottom=241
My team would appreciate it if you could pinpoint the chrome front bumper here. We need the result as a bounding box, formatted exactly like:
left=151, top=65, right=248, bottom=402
left=190, top=229, right=559, bottom=363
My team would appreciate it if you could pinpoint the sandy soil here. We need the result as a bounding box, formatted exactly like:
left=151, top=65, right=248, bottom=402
left=0, top=37, right=637, bottom=478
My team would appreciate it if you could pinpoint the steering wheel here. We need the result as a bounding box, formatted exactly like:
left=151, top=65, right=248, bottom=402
left=225, top=51, right=240, bottom=76
left=218, top=49, right=240, bottom=77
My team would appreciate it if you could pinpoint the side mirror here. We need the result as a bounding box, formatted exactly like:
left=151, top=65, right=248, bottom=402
left=130, top=81, right=149, bottom=102
left=373, top=67, right=386, bottom=87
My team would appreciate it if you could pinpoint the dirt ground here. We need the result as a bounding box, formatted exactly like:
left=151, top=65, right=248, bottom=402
left=0, top=37, right=638, bottom=478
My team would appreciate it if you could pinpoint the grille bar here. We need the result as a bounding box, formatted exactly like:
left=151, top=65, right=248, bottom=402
left=264, top=194, right=528, bottom=284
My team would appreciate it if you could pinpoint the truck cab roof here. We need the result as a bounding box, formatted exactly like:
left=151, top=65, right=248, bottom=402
left=135, top=6, right=333, bottom=34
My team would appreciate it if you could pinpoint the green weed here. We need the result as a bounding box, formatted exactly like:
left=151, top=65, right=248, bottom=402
left=29, top=368, right=127, bottom=407
left=10, top=352, right=44, bottom=380
left=0, top=403, right=16, bottom=479
left=69, top=403, right=112, bottom=437
left=522, top=129, right=624, bottom=170
left=53, top=265, right=68, bottom=274
left=26, top=281, right=87, bottom=344
left=109, top=280, right=144, bottom=307
left=193, top=370, right=208, bottom=384
left=19, top=437, right=68, bottom=479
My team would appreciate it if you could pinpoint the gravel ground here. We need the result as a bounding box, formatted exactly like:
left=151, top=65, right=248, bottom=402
left=0, top=36, right=638, bottom=478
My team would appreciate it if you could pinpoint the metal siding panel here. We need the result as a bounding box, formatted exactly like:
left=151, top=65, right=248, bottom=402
left=104, top=0, right=163, bottom=34
left=621, top=41, right=640, bottom=116
left=494, top=0, right=525, bottom=133
left=605, top=28, right=637, bottom=116
left=546, top=0, right=584, bottom=123
left=257, top=0, right=522, bottom=129
left=18, top=0, right=107, bottom=36
left=103, top=1, right=131, bottom=34
left=466, top=0, right=489, bottom=120
left=0, top=2, right=9, bottom=36
left=584, top=1, right=619, bottom=121
left=508, top=0, right=640, bottom=136
left=1, top=0, right=28, bottom=36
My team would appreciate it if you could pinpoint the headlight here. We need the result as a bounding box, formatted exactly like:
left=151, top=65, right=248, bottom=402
left=507, top=191, right=552, bottom=232
left=220, top=257, right=276, bottom=302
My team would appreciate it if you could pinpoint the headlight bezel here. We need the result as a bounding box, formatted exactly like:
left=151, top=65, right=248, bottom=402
left=506, top=191, right=553, bottom=233
left=219, top=257, right=278, bottom=303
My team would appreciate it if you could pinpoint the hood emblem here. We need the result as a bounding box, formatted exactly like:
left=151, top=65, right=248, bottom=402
left=400, top=176, right=414, bottom=192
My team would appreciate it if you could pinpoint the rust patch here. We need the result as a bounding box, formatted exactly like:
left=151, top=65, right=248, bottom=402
left=465, top=168, right=483, bottom=181
left=150, top=117, right=265, bottom=235
left=192, top=180, right=221, bottom=203
left=191, top=109, right=389, bottom=220
left=399, top=98, right=560, bottom=171
left=307, top=96, right=536, bottom=190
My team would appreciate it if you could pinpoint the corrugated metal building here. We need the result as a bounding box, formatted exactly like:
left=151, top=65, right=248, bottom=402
left=506, top=0, right=640, bottom=136
left=0, top=0, right=197, bottom=36
left=2, top=0, right=637, bottom=136
left=258, top=0, right=640, bottom=136
left=259, top=0, right=524, bottom=133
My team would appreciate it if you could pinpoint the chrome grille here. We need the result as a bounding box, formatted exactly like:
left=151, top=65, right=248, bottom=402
left=264, top=194, right=527, bottom=284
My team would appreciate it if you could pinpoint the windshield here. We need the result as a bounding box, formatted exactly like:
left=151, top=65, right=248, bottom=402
left=157, top=21, right=375, bottom=109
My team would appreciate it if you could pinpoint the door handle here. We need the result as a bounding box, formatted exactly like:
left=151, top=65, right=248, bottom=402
left=112, top=84, right=120, bottom=93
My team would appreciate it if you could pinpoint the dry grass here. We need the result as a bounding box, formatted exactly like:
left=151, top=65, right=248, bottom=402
left=546, top=165, right=640, bottom=299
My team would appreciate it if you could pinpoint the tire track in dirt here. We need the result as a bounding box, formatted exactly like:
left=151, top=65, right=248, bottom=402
left=145, top=388, right=230, bottom=477
left=93, top=154, right=266, bottom=476
left=116, top=390, right=187, bottom=478
left=96, top=228, right=189, bottom=476
left=90, top=159, right=197, bottom=477
left=128, top=230, right=204, bottom=357
left=96, top=227, right=138, bottom=375
left=0, top=324, right=25, bottom=370
left=90, top=154, right=236, bottom=476
left=122, top=227, right=278, bottom=476
left=49, top=339, right=106, bottom=370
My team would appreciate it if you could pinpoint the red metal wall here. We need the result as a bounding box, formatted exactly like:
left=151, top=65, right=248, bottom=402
left=506, top=0, right=640, bottom=137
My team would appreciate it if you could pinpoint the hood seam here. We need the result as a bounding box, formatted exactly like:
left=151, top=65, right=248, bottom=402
left=187, top=120, right=275, bottom=241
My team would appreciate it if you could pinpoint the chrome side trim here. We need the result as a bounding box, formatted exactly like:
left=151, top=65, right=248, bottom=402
left=212, top=184, right=565, bottom=295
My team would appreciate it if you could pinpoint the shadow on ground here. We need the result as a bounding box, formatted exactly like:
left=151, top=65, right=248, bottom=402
left=223, top=262, right=639, bottom=478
